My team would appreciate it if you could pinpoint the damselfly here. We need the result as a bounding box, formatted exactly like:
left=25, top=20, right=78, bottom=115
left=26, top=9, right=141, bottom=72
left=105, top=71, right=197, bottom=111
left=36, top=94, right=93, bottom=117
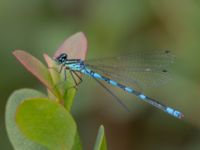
left=54, top=50, right=184, bottom=119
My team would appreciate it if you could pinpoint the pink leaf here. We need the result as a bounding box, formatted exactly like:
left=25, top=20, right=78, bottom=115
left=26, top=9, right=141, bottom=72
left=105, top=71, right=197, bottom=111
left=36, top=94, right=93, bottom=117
left=54, top=32, right=88, bottom=60
left=13, top=50, right=58, bottom=96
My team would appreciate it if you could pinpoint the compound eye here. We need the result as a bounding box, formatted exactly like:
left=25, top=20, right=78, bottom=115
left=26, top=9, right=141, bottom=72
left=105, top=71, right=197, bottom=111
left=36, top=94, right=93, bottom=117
left=55, top=53, right=68, bottom=64
left=61, top=53, right=67, bottom=59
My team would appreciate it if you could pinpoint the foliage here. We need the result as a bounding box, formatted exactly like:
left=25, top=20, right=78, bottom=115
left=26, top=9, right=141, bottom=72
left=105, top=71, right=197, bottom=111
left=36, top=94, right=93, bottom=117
left=94, top=125, right=107, bottom=150
left=6, top=32, right=107, bottom=150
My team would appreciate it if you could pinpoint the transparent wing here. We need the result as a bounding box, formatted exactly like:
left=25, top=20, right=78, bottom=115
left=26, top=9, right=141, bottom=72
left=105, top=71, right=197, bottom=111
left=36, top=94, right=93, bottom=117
left=85, top=50, right=175, bottom=88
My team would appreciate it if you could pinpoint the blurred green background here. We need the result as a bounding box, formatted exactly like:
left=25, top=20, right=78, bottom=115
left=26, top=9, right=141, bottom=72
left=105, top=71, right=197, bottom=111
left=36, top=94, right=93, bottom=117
left=1, top=0, right=200, bottom=149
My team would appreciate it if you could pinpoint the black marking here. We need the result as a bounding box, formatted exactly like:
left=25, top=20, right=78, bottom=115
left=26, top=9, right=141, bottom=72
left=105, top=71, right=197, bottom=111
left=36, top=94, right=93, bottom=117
left=165, top=50, right=170, bottom=54
left=116, top=83, right=125, bottom=89
left=102, top=76, right=110, bottom=82
left=145, top=96, right=167, bottom=111
left=90, top=70, right=95, bottom=75
left=55, top=53, right=68, bottom=64
left=162, top=69, right=167, bottom=73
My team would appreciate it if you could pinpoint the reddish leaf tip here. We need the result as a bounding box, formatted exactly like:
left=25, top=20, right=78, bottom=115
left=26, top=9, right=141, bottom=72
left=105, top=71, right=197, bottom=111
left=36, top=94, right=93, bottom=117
left=43, top=53, right=49, bottom=60
left=12, top=49, right=25, bottom=56
left=43, top=53, right=55, bottom=68
left=54, top=32, right=88, bottom=61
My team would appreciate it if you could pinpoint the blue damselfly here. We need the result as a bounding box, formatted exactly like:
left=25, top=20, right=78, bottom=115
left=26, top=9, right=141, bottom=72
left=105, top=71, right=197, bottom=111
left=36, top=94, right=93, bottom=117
left=54, top=50, right=183, bottom=119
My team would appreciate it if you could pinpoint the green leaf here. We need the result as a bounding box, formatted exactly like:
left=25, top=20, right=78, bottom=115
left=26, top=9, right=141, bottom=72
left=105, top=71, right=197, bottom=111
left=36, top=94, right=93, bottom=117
left=94, top=125, right=107, bottom=150
left=16, top=98, right=78, bottom=150
left=43, top=53, right=76, bottom=111
left=71, top=132, right=82, bottom=150
left=63, top=88, right=76, bottom=111
left=6, top=88, right=48, bottom=150
left=13, top=50, right=60, bottom=98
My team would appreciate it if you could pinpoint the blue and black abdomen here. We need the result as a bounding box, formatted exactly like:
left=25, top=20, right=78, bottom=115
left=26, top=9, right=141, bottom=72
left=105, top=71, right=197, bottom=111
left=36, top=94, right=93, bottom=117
left=81, top=67, right=183, bottom=119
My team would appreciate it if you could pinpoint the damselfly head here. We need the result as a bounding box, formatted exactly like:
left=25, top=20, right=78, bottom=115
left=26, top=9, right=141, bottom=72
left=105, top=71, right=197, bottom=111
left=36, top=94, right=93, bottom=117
left=55, top=53, right=68, bottom=64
